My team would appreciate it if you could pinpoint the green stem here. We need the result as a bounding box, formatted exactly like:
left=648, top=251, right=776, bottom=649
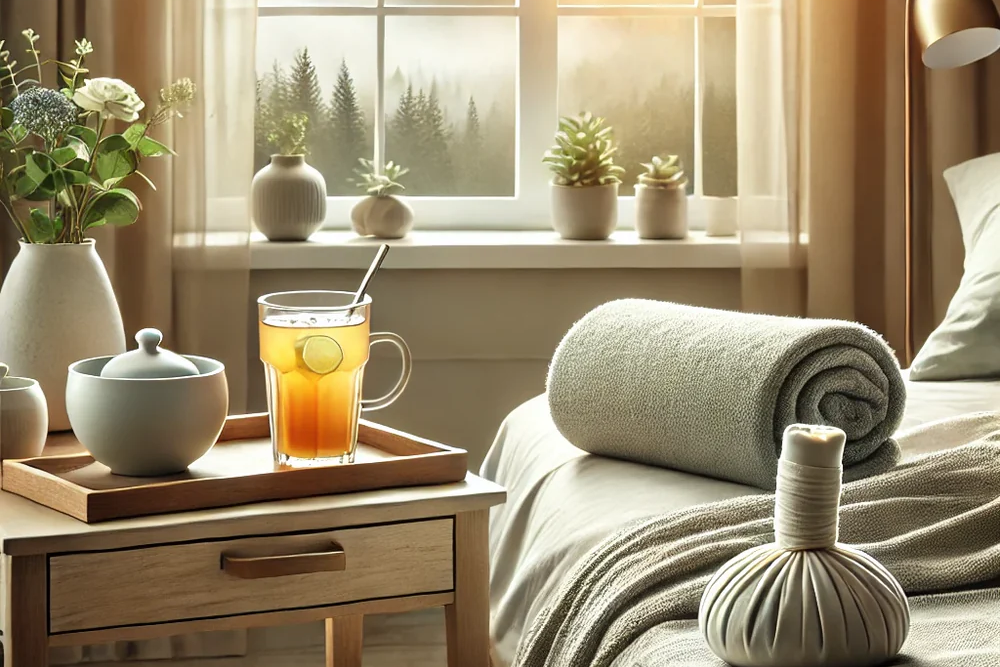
left=0, top=195, right=30, bottom=242
left=72, top=114, right=107, bottom=240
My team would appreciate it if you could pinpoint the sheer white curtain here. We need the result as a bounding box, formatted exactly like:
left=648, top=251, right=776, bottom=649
left=737, top=0, right=906, bottom=354
left=0, top=0, right=256, bottom=662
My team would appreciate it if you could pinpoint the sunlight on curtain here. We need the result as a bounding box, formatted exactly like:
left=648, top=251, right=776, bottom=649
left=736, top=0, right=805, bottom=315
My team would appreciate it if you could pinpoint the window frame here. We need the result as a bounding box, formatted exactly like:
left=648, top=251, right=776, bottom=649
left=257, top=0, right=737, bottom=231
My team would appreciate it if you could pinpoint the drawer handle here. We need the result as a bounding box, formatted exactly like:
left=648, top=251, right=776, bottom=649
left=222, top=543, right=347, bottom=579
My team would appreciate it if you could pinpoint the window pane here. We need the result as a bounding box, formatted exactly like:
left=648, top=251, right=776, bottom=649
left=559, top=17, right=695, bottom=197
left=559, top=1, right=694, bottom=5
left=385, top=17, right=516, bottom=196
left=256, top=17, right=377, bottom=195
left=704, top=17, right=737, bottom=197
left=388, top=0, right=513, bottom=5
left=259, top=1, right=375, bottom=7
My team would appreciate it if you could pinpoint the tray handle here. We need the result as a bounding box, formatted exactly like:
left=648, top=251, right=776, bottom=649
left=222, top=543, right=346, bottom=579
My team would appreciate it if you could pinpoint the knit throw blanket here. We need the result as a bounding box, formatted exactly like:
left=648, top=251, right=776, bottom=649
left=547, top=300, right=906, bottom=490
left=513, top=412, right=1000, bottom=667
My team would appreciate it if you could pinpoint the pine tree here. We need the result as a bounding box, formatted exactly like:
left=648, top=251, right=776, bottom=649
left=417, top=82, right=453, bottom=194
left=325, top=59, right=368, bottom=194
left=387, top=84, right=422, bottom=191
left=286, top=48, right=324, bottom=151
left=459, top=96, right=484, bottom=195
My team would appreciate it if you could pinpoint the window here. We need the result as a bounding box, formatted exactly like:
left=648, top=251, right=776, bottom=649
left=256, top=0, right=736, bottom=230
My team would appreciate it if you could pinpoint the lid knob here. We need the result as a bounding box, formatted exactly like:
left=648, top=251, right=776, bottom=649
left=100, top=327, right=200, bottom=379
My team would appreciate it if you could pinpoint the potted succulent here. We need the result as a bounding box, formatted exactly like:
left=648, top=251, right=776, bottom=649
left=350, top=158, right=413, bottom=239
left=251, top=111, right=327, bottom=241
left=635, top=155, right=688, bottom=239
left=0, top=28, right=195, bottom=430
left=543, top=112, right=625, bottom=240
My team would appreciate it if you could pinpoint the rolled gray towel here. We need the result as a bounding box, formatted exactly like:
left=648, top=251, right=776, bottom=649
left=546, top=299, right=905, bottom=490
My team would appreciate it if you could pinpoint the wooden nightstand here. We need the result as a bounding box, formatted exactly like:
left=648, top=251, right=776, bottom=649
left=0, top=470, right=505, bottom=667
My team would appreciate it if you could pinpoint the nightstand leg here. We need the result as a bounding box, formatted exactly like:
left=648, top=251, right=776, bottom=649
left=4, top=555, right=47, bottom=667
left=325, top=615, right=363, bottom=667
left=446, top=510, right=490, bottom=667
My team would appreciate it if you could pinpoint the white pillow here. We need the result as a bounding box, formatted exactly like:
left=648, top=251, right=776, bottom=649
left=909, top=152, right=1000, bottom=381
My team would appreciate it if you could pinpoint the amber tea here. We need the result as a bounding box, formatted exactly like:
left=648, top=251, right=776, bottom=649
left=258, top=291, right=411, bottom=467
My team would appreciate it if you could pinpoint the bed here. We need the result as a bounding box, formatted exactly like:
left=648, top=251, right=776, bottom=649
left=482, top=372, right=1000, bottom=666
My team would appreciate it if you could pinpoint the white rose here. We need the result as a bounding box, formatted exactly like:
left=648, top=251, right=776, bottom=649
left=73, top=77, right=145, bottom=122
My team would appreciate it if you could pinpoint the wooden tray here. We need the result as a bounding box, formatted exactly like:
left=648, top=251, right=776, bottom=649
left=0, top=414, right=468, bottom=523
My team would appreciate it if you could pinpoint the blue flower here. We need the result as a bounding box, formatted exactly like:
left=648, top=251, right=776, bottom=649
left=9, top=87, right=77, bottom=144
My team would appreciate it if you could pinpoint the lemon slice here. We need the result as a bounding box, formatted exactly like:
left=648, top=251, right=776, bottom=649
left=295, top=335, right=344, bottom=375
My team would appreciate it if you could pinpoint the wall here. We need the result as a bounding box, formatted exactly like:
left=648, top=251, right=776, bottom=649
left=249, top=268, right=741, bottom=470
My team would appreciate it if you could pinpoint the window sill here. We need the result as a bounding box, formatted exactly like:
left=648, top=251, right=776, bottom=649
left=250, top=229, right=742, bottom=271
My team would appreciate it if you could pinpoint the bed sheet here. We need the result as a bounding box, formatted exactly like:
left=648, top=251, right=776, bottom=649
left=482, top=373, right=1000, bottom=665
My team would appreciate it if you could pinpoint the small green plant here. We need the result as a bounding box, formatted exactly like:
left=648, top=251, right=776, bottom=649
left=265, top=112, right=308, bottom=156
left=543, top=112, right=625, bottom=187
left=351, top=158, right=408, bottom=197
left=638, top=155, right=686, bottom=188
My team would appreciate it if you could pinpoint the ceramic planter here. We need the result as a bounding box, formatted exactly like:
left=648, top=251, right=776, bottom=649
left=0, top=239, right=126, bottom=431
left=0, top=364, right=48, bottom=483
left=252, top=154, right=328, bottom=241
left=551, top=182, right=618, bottom=240
left=635, top=183, right=688, bottom=239
left=351, top=195, right=414, bottom=239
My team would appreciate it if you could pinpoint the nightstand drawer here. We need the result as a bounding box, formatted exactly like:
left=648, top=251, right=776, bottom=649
left=48, top=519, right=454, bottom=633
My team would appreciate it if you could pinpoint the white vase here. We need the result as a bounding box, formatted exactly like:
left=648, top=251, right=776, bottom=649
left=0, top=366, right=48, bottom=484
left=0, top=239, right=126, bottom=431
left=351, top=195, right=414, bottom=239
left=635, top=183, right=688, bottom=239
left=551, top=182, right=618, bottom=240
left=251, top=154, right=328, bottom=242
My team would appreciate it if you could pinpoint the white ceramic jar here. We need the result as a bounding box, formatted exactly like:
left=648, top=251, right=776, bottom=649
left=0, top=362, right=48, bottom=482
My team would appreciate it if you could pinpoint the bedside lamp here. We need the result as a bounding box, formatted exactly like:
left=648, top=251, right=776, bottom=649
left=905, top=0, right=1000, bottom=362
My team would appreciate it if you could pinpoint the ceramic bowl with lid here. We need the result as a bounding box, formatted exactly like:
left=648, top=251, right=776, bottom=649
left=66, top=328, right=228, bottom=476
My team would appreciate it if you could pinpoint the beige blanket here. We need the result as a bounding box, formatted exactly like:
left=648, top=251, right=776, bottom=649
left=513, top=412, right=1000, bottom=667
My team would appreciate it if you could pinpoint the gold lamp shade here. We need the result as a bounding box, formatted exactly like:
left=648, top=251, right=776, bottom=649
left=914, top=0, right=1000, bottom=69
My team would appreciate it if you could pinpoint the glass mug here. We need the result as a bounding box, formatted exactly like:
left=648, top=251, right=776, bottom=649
left=258, top=290, right=412, bottom=467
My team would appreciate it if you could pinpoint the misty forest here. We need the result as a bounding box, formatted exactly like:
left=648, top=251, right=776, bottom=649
left=254, top=17, right=737, bottom=198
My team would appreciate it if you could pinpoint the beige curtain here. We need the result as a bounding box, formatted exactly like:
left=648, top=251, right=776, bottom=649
left=0, top=0, right=254, bottom=662
left=738, top=0, right=908, bottom=357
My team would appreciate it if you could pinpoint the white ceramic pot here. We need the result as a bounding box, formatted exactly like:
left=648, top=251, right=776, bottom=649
left=551, top=182, right=618, bottom=240
left=252, top=154, right=328, bottom=241
left=0, top=363, right=48, bottom=483
left=0, top=239, right=125, bottom=431
left=351, top=195, right=414, bottom=239
left=66, top=355, right=228, bottom=476
left=635, top=183, right=688, bottom=239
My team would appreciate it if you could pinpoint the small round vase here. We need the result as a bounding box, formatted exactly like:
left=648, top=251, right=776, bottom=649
left=351, top=195, right=414, bottom=239
left=635, top=183, right=688, bottom=239
left=0, top=364, right=48, bottom=480
left=252, top=154, right=328, bottom=242
left=0, top=239, right=125, bottom=431
left=551, top=182, right=618, bottom=240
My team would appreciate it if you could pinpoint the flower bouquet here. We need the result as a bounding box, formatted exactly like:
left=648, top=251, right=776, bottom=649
left=0, top=29, right=195, bottom=243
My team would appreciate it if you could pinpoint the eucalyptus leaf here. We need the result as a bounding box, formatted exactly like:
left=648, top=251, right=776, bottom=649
left=122, top=123, right=147, bottom=148
left=50, top=146, right=78, bottom=167
left=63, top=135, right=91, bottom=162
left=60, top=168, right=90, bottom=185
left=82, top=188, right=140, bottom=229
left=25, top=152, right=52, bottom=184
left=136, top=136, right=174, bottom=158
left=0, top=108, right=12, bottom=130
left=28, top=208, right=55, bottom=243
left=0, top=124, right=27, bottom=149
left=97, top=134, right=131, bottom=154
left=95, top=149, right=137, bottom=186
left=67, top=125, right=97, bottom=152
left=13, top=173, right=37, bottom=198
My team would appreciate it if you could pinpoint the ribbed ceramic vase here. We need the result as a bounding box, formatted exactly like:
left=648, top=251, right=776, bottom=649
left=251, top=154, right=328, bottom=242
left=0, top=240, right=126, bottom=431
